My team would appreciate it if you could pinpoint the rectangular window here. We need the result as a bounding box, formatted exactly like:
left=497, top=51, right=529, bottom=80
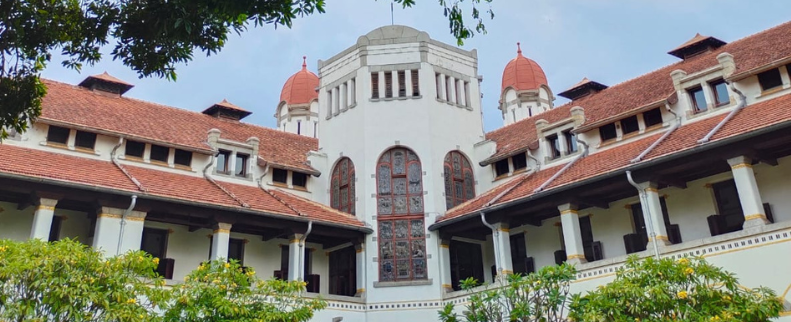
left=174, top=149, right=192, bottom=167
left=273, top=168, right=288, bottom=184
left=384, top=71, right=393, bottom=98
left=547, top=134, right=561, bottom=159
left=228, top=238, right=245, bottom=265
left=599, top=123, right=617, bottom=142
left=141, top=228, right=168, bottom=260
left=643, top=108, right=663, bottom=128
left=150, top=145, right=169, bottom=163
left=297, top=120, right=301, bottom=135
left=292, top=172, right=308, bottom=188
left=710, top=79, right=730, bottom=106
left=494, top=159, right=509, bottom=177
left=371, top=72, right=380, bottom=99
left=512, top=153, right=528, bottom=171
left=74, top=131, right=97, bottom=150
left=621, top=115, right=640, bottom=135
left=757, top=68, right=782, bottom=92
left=688, top=86, right=707, bottom=112
left=350, top=78, right=356, bottom=104
left=398, top=70, right=406, bottom=97
left=464, top=81, right=471, bottom=107
left=48, top=216, right=62, bottom=242
left=235, top=153, right=249, bottom=177
left=445, top=76, right=452, bottom=103
left=411, top=70, right=420, bottom=97
left=435, top=73, right=442, bottom=99
left=125, top=140, right=145, bottom=158
left=563, top=130, right=578, bottom=153
left=46, top=125, right=70, bottom=145
left=216, top=150, right=231, bottom=174
left=327, top=90, right=333, bottom=113
left=455, top=79, right=462, bottom=104
left=712, top=179, right=745, bottom=235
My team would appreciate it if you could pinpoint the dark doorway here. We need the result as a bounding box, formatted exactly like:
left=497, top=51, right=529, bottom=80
left=329, top=246, right=357, bottom=296
left=510, top=233, right=533, bottom=275
left=449, top=240, right=484, bottom=291
left=711, top=179, right=745, bottom=234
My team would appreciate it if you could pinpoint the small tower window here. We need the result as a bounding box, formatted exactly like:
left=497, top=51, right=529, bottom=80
left=599, top=123, right=617, bottom=142
left=74, top=131, right=97, bottom=150
left=384, top=71, right=393, bottom=98
left=371, top=73, right=380, bottom=99
left=411, top=70, right=420, bottom=97
left=398, top=70, right=406, bottom=97
left=46, top=125, right=70, bottom=145
left=621, top=116, right=640, bottom=135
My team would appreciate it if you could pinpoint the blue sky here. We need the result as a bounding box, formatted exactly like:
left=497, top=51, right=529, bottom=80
left=42, top=0, right=791, bottom=132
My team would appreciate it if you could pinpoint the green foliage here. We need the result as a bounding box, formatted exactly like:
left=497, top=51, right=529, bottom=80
left=0, top=0, right=495, bottom=139
left=162, top=259, right=327, bottom=322
left=0, top=238, right=168, bottom=322
left=569, top=256, right=783, bottom=322
left=439, top=263, right=577, bottom=322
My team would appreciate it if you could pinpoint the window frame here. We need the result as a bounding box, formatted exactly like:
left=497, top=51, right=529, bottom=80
left=757, top=68, right=783, bottom=92
left=547, top=134, right=561, bottom=159
left=234, top=153, right=249, bottom=177
left=125, top=140, right=145, bottom=158
left=74, top=131, right=97, bottom=150
left=384, top=71, right=393, bottom=98
left=563, top=130, right=578, bottom=154
left=443, top=151, right=476, bottom=209
left=397, top=70, right=406, bottom=97
left=272, top=168, right=288, bottom=184
left=371, top=72, right=380, bottom=99
left=411, top=70, right=420, bottom=97
left=687, top=86, right=707, bottom=113
left=709, top=78, right=730, bottom=107
left=46, top=125, right=70, bottom=145
left=376, top=148, right=427, bottom=282
left=643, top=108, right=663, bottom=128
left=216, top=150, right=232, bottom=174
left=512, top=153, right=528, bottom=171
left=494, top=159, right=510, bottom=177
left=150, top=144, right=170, bottom=164
left=621, top=115, right=640, bottom=135
left=330, top=158, right=355, bottom=214
left=599, top=123, right=617, bottom=142
left=292, top=171, right=308, bottom=189
left=174, top=149, right=192, bottom=167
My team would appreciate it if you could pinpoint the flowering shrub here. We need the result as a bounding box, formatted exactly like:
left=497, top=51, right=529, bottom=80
left=569, top=256, right=782, bottom=321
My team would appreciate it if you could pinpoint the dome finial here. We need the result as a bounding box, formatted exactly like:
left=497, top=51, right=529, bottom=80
left=517, top=42, right=522, bottom=55
left=302, top=56, right=307, bottom=69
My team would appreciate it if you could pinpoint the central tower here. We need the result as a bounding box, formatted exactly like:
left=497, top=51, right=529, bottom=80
left=308, top=25, right=484, bottom=308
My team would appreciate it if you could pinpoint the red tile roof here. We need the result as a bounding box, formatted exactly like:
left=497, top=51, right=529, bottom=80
left=0, top=144, right=366, bottom=229
left=40, top=79, right=319, bottom=173
left=501, top=43, right=548, bottom=92
left=482, top=105, right=571, bottom=164
left=280, top=57, right=319, bottom=105
left=437, top=92, right=791, bottom=225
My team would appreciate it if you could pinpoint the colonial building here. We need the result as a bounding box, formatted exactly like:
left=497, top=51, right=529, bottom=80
left=2, top=21, right=791, bottom=321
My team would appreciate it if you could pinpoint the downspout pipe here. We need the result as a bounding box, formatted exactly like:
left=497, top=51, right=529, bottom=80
left=626, top=171, right=660, bottom=260
left=298, top=221, right=313, bottom=282
left=480, top=212, right=501, bottom=278
left=116, top=195, right=138, bottom=256
left=631, top=103, right=681, bottom=163
left=698, top=81, right=747, bottom=143
left=534, top=139, right=589, bottom=193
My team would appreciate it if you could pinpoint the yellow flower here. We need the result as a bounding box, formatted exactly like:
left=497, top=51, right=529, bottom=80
left=677, top=258, right=689, bottom=265
left=684, top=267, right=694, bottom=275
left=127, top=298, right=137, bottom=304
left=152, top=258, right=160, bottom=265
left=184, top=276, right=190, bottom=282
left=224, top=262, right=231, bottom=269
left=677, top=291, right=688, bottom=299
left=723, top=295, right=731, bottom=301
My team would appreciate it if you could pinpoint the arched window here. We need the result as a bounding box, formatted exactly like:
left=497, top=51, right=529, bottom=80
left=444, top=151, right=475, bottom=209
left=330, top=158, right=355, bottom=215
left=376, top=147, right=426, bottom=282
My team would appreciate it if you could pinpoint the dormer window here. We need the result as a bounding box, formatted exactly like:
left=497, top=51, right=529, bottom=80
left=150, top=145, right=169, bottom=163
left=494, top=159, right=509, bottom=177
left=74, top=131, right=97, bottom=150
left=234, top=153, right=249, bottom=177
left=547, top=135, right=561, bottom=159
left=643, top=108, right=663, bottom=128
left=292, top=172, right=308, bottom=188
left=621, top=116, right=639, bottom=135
left=273, top=168, right=288, bottom=184
left=46, top=126, right=69, bottom=145
left=512, top=153, right=528, bottom=171
left=174, top=149, right=192, bottom=167
left=216, top=150, right=231, bottom=174
left=564, top=130, right=578, bottom=153
left=599, top=123, right=617, bottom=142
left=710, top=79, right=729, bottom=106
left=688, top=86, right=707, bottom=113
left=757, top=68, right=782, bottom=92
left=126, top=140, right=145, bottom=158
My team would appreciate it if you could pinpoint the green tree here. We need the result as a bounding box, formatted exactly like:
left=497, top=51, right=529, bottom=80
left=163, top=259, right=326, bottom=322
left=0, top=238, right=168, bottom=322
left=570, top=256, right=783, bottom=322
left=0, top=0, right=495, bottom=139
left=438, top=263, right=577, bottom=322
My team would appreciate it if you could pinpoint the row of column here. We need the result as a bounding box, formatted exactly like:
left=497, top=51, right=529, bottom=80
left=327, top=78, right=356, bottom=117
left=438, top=154, right=770, bottom=290
left=435, top=73, right=470, bottom=107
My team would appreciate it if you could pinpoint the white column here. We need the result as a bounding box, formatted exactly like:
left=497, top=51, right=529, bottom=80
left=30, top=198, right=58, bottom=240
left=210, top=222, right=232, bottom=260
left=558, top=203, right=587, bottom=265
left=93, top=206, right=147, bottom=256
left=448, top=76, right=457, bottom=104
left=437, top=74, right=446, bottom=100
left=288, top=234, right=303, bottom=281
left=439, top=238, right=453, bottom=292
left=355, top=242, right=366, bottom=297
left=639, top=182, right=671, bottom=246
left=405, top=70, right=413, bottom=97
left=493, top=222, right=513, bottom=276
left=340, top=83, right=347, bottom=110
left=393, top=71, right=400, bottom=98
left=727, top=156, right=769, bottom=228
left=332, top=86, right=340, bottom=114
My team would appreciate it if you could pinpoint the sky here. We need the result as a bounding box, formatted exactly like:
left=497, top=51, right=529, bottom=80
left=42, top=0, right=791, bottom=132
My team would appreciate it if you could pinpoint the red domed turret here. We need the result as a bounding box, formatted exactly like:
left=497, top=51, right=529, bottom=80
left=501, top=43, right=548, bottom=92
left=280, top=56, right=319, bottom=105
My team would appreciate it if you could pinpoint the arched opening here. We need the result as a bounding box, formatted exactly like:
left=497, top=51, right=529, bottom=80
left=330, top=157, right=355, bottom=215
left=444, top=151, right=475, bottom=209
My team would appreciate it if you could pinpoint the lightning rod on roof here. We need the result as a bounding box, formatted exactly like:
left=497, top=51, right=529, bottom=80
left=391, top=1, right=394, bottom=25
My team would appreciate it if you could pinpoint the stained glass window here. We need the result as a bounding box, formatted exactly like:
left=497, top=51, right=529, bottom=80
left=330, top=158, right=356, bottom=215
left=377, top=147, right=426, bottom=282
left=444, top=151, right=476, bottom=210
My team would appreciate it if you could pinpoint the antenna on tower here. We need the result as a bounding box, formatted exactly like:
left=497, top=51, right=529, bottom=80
left=391, top=1, right=394, bottom=25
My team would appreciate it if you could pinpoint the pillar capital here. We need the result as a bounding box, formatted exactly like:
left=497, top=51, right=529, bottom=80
left=95, top=206, right=146, bottom=221
left=727, top=156, right=753, bottom=168
left=558, top=203, right=579, bottom=215
left=213, top=222, right=232, bottom=234
left=34, top=197, right=59, bottom=209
